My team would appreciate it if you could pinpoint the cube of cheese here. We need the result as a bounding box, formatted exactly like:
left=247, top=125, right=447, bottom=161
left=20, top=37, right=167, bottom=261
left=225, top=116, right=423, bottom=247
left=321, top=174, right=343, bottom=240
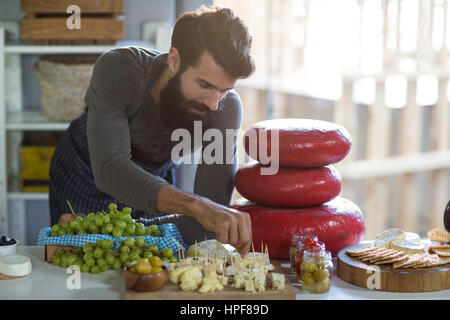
left=179, top=266, right=203, bottom=285
left=169, top=266, right=192, bottom=284
left=254, top=273, right=266, bottom=292
left=245, top=279, right=256, bottom=293
left=199, top=280, right=224, bottom=293
left=180, top=279, right=199, bottom=291
left=216, top=275, right=229, bottom=286
left=269, top=272, right=285, bottom=290
left=233, top=275, right=246, bottom=289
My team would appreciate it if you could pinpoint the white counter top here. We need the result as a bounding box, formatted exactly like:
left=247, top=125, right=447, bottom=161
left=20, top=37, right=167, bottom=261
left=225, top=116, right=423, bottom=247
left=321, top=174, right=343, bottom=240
left=0, top=247, right=448, bottom=300
left=0, top=247, right=122, bottom=300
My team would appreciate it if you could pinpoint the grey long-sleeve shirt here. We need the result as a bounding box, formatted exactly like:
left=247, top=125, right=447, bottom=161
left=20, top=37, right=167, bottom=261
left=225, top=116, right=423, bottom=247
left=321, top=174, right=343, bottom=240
left=85, top=46, right=243, bottom=215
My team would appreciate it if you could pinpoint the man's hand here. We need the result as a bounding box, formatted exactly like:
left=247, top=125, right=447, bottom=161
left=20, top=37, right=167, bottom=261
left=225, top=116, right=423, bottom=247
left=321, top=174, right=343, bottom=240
left=57, top=213, right=86, bottom=225
left=191, top=197, right=252, bottom=258
left=156, top=185, right=252, bottom=258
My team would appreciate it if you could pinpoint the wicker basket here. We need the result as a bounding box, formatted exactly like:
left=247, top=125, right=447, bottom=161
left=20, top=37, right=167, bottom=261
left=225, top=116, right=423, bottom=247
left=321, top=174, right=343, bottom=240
left=33, top=54, right=100, bottom=121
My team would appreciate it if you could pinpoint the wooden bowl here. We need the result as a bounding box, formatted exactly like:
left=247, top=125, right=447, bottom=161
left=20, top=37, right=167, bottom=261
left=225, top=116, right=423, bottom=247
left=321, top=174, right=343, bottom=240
left=123, top=263, right=169, bottom=292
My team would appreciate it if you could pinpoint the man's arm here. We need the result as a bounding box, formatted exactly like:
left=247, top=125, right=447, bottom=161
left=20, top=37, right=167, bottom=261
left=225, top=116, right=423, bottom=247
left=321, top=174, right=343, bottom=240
left=193, top=91, right=242, bottom=206
left=86, top=49, right=170, bottom=214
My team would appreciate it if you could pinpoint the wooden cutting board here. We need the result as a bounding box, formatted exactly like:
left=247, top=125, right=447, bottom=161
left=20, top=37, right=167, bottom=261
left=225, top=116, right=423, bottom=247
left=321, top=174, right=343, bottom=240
left=337, top=242, right=450, bottom=292
left=125, top=260, right=296, bottom=300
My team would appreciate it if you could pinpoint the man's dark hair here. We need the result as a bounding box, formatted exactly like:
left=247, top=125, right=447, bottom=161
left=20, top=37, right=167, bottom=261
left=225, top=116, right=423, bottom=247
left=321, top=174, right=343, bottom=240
left=171, top=5, right=255, bottom=79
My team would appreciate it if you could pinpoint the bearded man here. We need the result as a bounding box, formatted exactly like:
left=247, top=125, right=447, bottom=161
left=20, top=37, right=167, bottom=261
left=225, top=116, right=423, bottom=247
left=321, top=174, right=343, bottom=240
left=49, top=6, right=255, bottom=256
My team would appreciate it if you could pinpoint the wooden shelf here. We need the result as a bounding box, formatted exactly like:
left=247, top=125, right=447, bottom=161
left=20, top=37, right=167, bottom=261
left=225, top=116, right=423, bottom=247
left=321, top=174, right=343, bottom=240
left=6, top=110, right=70, bottom=131
left=8, top=192, right=49, bottom=201
left=3, top=40, right=154, bottom=55
left=7, top=177, right=48, bottom=201
left=4, top=44, right=115, bottom=54
left=0, top=25, right=156, bottom=238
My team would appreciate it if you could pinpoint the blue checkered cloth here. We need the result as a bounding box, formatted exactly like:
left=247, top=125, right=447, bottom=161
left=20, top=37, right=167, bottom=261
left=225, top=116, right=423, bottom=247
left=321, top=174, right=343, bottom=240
left=37, top=223, right=188, bottom=253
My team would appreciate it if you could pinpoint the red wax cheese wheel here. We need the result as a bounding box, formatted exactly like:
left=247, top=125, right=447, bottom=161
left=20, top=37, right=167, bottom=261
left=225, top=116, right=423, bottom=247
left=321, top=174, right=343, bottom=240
left=235, top=161, right=342, bottom=207
left=231, top=197, right=365, bottom=259
left=243, top=118, right=352, bottom=167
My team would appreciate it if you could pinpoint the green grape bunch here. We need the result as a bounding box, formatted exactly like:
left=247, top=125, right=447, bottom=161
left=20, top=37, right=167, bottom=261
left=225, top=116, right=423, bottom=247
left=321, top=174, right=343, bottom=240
left=118, top=237, right=178, bottom=265
left=51, top=237, right=178, bottom=274
left=50, top=203, right=163, bottom=238
left=52, top=239, right=121, bottom=273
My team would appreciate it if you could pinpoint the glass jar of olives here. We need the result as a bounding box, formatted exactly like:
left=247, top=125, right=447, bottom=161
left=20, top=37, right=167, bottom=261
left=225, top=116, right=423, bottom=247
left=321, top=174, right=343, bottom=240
left=300, top=249, right=333, bottom=294
left=289, top=234, right=312, bottom=273
left=295, top=236, right=324, bottom=281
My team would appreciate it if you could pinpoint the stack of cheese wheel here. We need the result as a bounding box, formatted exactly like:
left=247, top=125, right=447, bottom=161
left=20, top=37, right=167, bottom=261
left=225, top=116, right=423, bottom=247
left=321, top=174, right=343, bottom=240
left=232, top=119, right=365, bottom=259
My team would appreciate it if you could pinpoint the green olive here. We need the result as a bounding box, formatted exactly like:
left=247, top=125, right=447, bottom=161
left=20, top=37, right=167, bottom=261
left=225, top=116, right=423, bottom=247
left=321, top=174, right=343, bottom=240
left=313, top=268, right=330, bottom=282
left=301, top=272, right=315, bottom=286
left=316, top=278, right=331, bottom=293
left=301, top=260, right=318, bottom=273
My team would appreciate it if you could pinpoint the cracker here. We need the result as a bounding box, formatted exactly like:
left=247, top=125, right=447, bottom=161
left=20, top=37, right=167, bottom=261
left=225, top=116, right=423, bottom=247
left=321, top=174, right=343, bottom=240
left=431, top=250, right=450, bottom=257
left=403, top=260, right=424, bottom=268
left=413, top=254, right=441, bottom=268
left=357, top=248, right=389, bottom=259
left=427, top=229, right=450, bottom=243
left=425, top=255, right=450, bottom=267
left=365, top=250, right=398, bottom=263
left=404, top=253, right=434, bottom=269
left=392, top=254, right=423, bottom=269
left=370, top=251, right=403, bottom=262
left=428, top=246, right=450, bottom=257
left=374, top=254, right=408, bottom=265
left=392, top=259, right=411, bottom=269
left=346, top=246, right=378, bottom=257
left=429, top=245, right=450, bottom=250
left=441, top=257, right=450, bottom=264
left=361, top=249, right=394, bottom=261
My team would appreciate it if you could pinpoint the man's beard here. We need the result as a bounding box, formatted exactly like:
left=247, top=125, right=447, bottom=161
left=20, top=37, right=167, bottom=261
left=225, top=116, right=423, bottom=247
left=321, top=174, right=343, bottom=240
left=158, top=68, right=225, bottom=136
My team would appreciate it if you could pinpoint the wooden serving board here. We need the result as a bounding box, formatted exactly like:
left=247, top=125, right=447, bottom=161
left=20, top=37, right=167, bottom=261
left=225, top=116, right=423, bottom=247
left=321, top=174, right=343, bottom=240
left=125, top=260, right=295, bottom=300
left=337, top=242, right=450, bottom=292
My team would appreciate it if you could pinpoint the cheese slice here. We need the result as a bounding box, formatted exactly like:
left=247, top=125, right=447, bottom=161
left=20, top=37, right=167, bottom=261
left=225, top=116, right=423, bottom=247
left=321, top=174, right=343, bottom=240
left=405, top=232, right=420, bottom=241
left=245, top=279, right=256, bottom=293
left=187, top=240, right=238, bottom=262
left=232, top=275, right=246, bottom=289
left=0, top=254, right=32, bottom=277
left=169, top=266, right=192, bottom=284
left=180, top=279, right=198, bottom=291
left=269, top=272, right=285, bottom=290
left=391, top=239, right=425, bottom=255
left=216, top=275, right=229, bottom=286
left=374, top=228, right=407, bottom=248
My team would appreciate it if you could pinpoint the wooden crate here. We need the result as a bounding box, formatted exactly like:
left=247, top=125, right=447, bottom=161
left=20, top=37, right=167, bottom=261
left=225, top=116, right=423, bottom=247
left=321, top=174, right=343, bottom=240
left=20, top=0, right=124, bottom=45
left=21, top=146, right=55, bottom=181
left=20, top=132, right=61, bottom=192
left=20, top=146, right=55, bottom=192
